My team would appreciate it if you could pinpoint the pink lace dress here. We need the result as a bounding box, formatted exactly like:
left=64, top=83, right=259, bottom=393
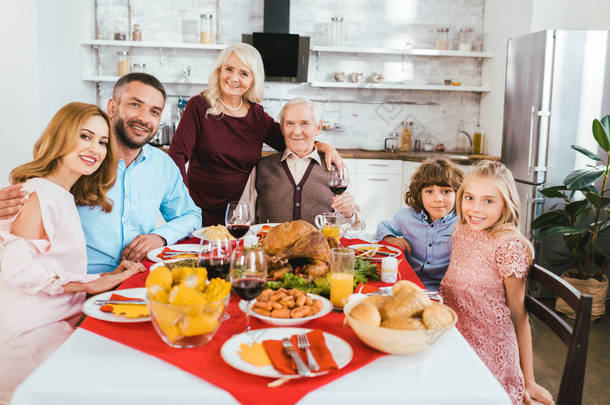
left=439, top=222, right=529, bottom=405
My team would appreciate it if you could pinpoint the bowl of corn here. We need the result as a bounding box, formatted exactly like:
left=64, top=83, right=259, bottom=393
left=145, top=264, right=231, bottom=348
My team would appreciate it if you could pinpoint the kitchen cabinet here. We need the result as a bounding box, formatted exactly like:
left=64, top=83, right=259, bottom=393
left=346, top=159, right=403, bottom=233
left=401, top=161, right=421, bottom=207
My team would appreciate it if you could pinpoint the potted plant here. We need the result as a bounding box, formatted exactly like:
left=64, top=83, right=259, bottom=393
left=532, top=115, right=610, bottom=319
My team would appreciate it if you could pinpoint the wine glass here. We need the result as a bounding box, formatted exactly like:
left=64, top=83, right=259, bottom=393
left=230, top=247, right=267, bottom=332
left=199, top=238, right=231, bottom=281
left=329, top=165, right=349, bottom=215
left=225, top=202, right=251, bottom=239
left=199, top=238, right=232, bottom=320
left=329, top=165, right=349, bottom=196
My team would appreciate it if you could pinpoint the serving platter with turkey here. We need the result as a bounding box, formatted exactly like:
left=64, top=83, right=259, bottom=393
left=261, top=220, right=341, bottom=281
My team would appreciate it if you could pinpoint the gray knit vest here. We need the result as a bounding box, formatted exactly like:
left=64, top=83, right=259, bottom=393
left=255, top=152, right=334, bottom=224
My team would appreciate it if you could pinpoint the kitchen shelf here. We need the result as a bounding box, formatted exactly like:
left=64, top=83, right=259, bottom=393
left=83, top=75, right=208, bottom=85
left=81, top=40, right=227, bottom=50
left=310, top=82, right=490, bottom=92
left=311, top=45, right=492, bottom=58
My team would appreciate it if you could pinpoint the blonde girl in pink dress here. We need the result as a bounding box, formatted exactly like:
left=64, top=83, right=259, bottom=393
left=0, top=103, right=145, bottom=404
left=439, top=161, right=554, bottom=405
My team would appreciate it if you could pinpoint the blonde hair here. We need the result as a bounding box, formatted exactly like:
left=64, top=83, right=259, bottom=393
left=202, top=43, right=265, bottom=117
left=456, top=160, right=533, bottom=262
left=10, top=102, right=117, bottom=212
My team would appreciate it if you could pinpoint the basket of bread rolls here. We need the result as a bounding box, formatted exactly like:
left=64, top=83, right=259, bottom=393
left=344, top=281, right=457, bottom=355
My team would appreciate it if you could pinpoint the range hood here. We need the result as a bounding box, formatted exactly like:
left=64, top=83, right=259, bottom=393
left=242, top=0, right=310, bottom=83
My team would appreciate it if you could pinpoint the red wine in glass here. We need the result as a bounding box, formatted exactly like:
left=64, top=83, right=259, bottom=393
left=231, top=277, right=266, bottom=300
left=227, top=224, right=250, bottom=238
left=200, top=257, right=230, bottom=280
left=330, top=185, right=347, bottom=195
left=225, top=202, right=252, bottom=239
left=329, top=165, right=349, bottom=199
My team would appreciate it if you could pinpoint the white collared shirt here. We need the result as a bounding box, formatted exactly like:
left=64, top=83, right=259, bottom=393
left=238, top=147, right=321, bottom=213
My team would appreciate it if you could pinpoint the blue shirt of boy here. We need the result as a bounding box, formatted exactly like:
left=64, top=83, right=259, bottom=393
left=78, top=144, right=202, bottom=274
left=376, top=206, right=457, bottom=291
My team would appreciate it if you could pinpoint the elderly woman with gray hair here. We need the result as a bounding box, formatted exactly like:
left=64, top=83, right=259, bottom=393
left=239, top=97, right=360, bottom=226
left=169, top=43, right=342, bottom=226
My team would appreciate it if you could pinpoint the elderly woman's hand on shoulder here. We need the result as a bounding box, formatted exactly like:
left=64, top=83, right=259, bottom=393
left=316, top=141, right=344, bottom=171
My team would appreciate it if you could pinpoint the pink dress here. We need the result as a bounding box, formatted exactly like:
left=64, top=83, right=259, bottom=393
left=439, top=222, right=528, bottom=405
left=0, top=178, right=99, bottom=403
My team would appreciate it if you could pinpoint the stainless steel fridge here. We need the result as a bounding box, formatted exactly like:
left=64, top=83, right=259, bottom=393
left=501, top=29, right=610, bottom=265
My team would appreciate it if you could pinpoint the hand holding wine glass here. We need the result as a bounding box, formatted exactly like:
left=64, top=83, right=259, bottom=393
left=329, top=164, right=348, bottom=195
left=329, top=165, right=349, bottom=214
left=225, top=202, right=251, bottom=239
left=230, top=247, right=267, bottom=332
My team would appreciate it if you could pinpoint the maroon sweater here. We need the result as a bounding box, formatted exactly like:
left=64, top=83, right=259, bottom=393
left=169, top=95, right=285, bottom=226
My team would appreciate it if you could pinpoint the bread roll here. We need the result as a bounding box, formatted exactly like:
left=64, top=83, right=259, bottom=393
left=381, top=316, right=425, bottom=331
left=391, top=280, right=423, bottom=296
left=364, top=295, right=391, bottom=310
left=381, top=288, right=432, bottom=319
left=422, top=303, right=454, bottom=329
left=350, top=301, right=381, bottom=327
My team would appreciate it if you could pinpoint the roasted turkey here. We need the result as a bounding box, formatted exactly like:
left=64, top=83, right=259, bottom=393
left=262, top=220, right=331, bottom=280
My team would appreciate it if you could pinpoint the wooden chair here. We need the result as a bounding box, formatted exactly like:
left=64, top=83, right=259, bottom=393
left=525, top=264, right=593, bottom=405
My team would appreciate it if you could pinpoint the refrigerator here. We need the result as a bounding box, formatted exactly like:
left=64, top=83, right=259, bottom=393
left=501, top=30, right=610, bottom=265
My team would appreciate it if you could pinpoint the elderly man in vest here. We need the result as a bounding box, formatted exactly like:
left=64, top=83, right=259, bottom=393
left=239, top=97, right=358, bottom=225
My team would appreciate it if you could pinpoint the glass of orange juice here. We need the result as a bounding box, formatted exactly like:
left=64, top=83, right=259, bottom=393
left=330, top=248, right=355, bottom=309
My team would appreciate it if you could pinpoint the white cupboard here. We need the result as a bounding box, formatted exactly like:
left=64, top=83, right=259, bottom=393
left=346, top=159, right=402, bottom=232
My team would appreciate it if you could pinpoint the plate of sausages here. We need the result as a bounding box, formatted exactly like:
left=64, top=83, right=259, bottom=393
left=238, top=288, right=333, bottom=326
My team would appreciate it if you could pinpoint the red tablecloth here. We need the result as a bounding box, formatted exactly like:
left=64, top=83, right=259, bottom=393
left=80, top=237, right=421, bottom=405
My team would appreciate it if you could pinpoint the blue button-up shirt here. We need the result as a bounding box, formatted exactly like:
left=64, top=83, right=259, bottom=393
left=78, top=144, right=202, bottom=274
left=376, top=207, right=457, bottom=291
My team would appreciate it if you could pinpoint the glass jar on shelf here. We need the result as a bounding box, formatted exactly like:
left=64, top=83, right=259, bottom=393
left=200, top=14, right=214, bottom=44
left=131, top=63, right=146, bottom=73
left=132, top=24, right=142, bottom=41
left=435, top=27, right=449, bottom=50
left=400, top=121, right=414, bottom=152
left=458, top=27, right=473, bottom=52
left=117, top=51, right=130, bottom=76
left=113, top=19, right=127, bottom=41
left=329, top=16, right=344, bottom=46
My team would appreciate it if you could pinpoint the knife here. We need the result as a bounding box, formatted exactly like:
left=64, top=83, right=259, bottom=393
left=94, top=300, right=147, bottom=305
left=281, top=338, right=312, bottom=377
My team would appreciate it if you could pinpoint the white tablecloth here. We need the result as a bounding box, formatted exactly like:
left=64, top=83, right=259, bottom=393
left=12, top=327, right=511, bottom=405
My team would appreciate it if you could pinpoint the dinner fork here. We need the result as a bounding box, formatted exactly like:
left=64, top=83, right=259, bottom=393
left=297, top=334, right=320, bottom=371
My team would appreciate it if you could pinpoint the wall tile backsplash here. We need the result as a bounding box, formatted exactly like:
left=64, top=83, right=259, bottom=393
left=91, top=0, right=485, bottom=152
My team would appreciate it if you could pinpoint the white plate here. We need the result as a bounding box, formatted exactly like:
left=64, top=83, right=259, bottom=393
left=192, top=226, right=237, bottom=241
left=191, top=226, right=210, bottom=240
left=349, top=243, right=402, bottom=262
left=238, top=293, right=332, bottom=327
left=82, top=288, right=150, bottom=323
left=148, top=257, right=200, bottom=271
left=250, top=223, right=280, bottom=235
left=220, top=327, right=353, bottom=378
left=146, top=243, right=202, bottom=262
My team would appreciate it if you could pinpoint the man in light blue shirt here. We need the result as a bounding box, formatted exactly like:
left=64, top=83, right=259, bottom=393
left=80, top=73, right=201, bottom=274
left=0, top=73, right=202, bottom=274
